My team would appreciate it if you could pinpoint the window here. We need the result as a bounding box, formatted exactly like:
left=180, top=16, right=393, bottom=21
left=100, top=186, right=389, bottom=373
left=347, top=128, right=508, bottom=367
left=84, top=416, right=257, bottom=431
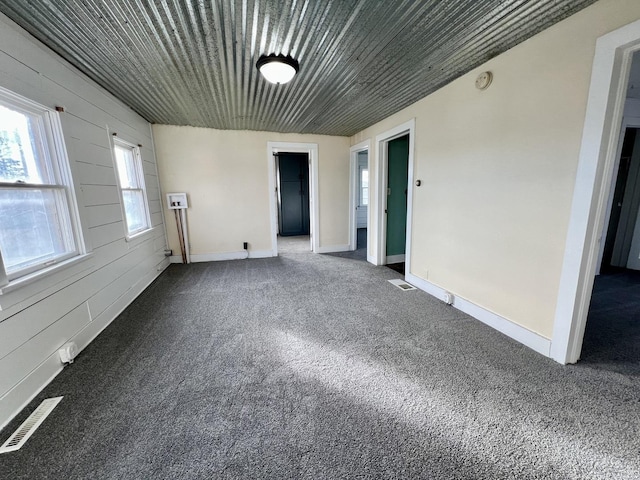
left=113, top=139, right=150, bottom=237
left=360, top=166, right=369, bottom=206
left=0, top=87, right=82, bottom=285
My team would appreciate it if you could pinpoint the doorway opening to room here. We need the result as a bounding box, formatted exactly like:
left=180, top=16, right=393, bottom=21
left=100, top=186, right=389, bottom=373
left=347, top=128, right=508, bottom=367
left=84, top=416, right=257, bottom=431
left=384, top=134, right=409, bottom=275
left=276, top=152, right=311, bottom=253
left=553, top=27, right=640, bottom=365
left=599, top=127, right=640, bottom=275
left=581, top=66, right=640, bottom=370
left=267, top=142, right=319, bottom=257
left=349, top=141, right=370, bottom=261
left=373, top=120, right=415, bottom=276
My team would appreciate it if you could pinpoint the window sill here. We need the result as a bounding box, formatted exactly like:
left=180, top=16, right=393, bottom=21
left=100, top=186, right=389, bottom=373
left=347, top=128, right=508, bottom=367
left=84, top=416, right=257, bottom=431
left=125, top=227, right=156, bottom=245
left=0, top=253, right=93, bottom=296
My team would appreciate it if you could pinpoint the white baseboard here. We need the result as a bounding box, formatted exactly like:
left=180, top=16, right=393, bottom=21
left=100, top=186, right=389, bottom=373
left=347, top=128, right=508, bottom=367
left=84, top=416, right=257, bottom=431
left=386, top=254, right=405, bottom=264
left=0, top=353, right=63, bottom=433
left=0, top=265, right=167, bottom=433
left=170, top=250, right=274, bottom=263
left=405, top=273, right=552, bottom=357
left=315, top=244, right=350, bottom=254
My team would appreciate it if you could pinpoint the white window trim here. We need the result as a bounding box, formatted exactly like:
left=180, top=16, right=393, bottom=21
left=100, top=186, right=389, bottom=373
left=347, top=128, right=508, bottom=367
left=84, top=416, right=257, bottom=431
left=111, top=136, right=152, bottom=241
left=0, top=252, right=93, bottom=296
left=0, top=86, right=86, bottom=290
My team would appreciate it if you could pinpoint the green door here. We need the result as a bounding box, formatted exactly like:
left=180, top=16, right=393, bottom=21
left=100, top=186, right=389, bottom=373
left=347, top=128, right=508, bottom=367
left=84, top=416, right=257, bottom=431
left=386, top=135, right=409, bottom=258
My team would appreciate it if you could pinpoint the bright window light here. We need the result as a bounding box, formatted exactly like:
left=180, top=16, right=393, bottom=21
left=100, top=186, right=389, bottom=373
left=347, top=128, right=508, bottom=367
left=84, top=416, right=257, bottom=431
left=0, top=91, right=81, bottom=283
left=113, top=140, right=151, bottom=237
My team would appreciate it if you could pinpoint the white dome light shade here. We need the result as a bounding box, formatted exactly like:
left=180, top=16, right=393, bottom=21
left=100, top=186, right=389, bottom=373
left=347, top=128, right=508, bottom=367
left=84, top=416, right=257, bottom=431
left=256, top=55, right=299, bottom=84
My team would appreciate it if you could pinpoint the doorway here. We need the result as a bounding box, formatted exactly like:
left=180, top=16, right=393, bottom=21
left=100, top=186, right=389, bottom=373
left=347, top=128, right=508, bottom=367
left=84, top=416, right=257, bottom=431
left=356, top=151, right=369, bottom=247
left=267, top=142, right=319, bottom=256
left=350, top=141, right=370, bottom=256
left=374, top=119, right=415, bottom=269
left=277, top=152, right=310, bottom=237
left=385, top=134, right=409, bottom=272
left=552, top=22, right=640, bottom=364
left=580, top=121, right=640, bottom=368
left=600, top=127, right=640, bottom=273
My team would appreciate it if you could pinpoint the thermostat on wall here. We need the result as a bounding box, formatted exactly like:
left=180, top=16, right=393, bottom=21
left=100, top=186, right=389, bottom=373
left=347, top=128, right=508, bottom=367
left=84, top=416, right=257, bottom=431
left=167, top=193, right=188, bottom=209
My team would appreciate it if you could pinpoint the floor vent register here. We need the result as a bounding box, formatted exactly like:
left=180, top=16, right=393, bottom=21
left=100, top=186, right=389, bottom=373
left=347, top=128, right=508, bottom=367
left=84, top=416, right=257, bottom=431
left=388, top=279, right=416, bottom=291
left=0, top=397, right=63, bottom=454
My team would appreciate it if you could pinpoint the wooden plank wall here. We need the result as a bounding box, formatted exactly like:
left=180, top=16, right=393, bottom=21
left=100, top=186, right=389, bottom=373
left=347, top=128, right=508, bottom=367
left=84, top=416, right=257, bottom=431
left=0, top=13, right=169, bottom=430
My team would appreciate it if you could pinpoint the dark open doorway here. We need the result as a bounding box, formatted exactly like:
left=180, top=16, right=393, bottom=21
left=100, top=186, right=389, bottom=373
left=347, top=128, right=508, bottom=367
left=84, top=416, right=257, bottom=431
left=601, top=127, right=640, bottom=273
left=277, top=152, right=310, bottom=237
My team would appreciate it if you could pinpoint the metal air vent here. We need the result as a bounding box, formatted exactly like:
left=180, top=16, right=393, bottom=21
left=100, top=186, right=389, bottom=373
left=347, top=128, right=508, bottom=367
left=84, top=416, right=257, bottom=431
left=0, top=397, right=63, bottom=454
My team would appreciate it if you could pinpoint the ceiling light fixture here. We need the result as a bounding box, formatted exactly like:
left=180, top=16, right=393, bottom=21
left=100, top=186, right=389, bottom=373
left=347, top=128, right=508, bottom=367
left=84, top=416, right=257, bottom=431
left=256, top=54, right=299, bottom=84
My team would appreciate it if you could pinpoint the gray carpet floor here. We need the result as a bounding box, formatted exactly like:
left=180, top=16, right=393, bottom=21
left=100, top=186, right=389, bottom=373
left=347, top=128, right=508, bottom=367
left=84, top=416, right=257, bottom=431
left=580, top=269, right=640, bottom=375
left=0, top=247, right=639, bottom=479
left=278, top=235, right=312, bottom=253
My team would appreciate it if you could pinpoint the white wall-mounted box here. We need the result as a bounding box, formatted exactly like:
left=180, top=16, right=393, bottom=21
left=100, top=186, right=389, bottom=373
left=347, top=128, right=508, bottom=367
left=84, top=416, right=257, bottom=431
left=167, top=193, right=188, bottom=210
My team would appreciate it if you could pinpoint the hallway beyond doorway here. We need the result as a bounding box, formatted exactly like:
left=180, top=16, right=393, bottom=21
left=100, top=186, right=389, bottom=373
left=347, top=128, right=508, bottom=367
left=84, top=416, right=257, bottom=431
left=277, top=235, right=310, bottom=254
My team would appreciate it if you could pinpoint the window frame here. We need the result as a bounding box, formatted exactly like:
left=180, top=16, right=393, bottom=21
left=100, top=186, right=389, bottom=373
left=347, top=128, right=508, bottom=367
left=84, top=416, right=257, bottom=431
left=0, top=86, right=85, bottom=287
left=111, top=136, right=152, bottom=240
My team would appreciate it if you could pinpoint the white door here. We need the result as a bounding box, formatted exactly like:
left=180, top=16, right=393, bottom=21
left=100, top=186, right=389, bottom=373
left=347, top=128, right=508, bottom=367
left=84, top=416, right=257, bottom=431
left=356, top=153, right=368, bottom=228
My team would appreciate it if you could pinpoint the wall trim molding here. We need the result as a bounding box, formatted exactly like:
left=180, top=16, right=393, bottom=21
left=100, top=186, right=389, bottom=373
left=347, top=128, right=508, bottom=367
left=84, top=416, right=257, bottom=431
left=386, top=254, right=405, bottom=264
left=315, top=244, right=351, bottom=254
left=0, top=351, right=63, bottom=433
left=170, top=250, right=274, bottom=263
left=405, top=272, right=552, bottom=357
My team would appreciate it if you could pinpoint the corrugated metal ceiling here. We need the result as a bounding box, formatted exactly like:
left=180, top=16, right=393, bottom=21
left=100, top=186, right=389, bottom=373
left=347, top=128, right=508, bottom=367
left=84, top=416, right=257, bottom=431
left=0, top=1, right=598, bottom=136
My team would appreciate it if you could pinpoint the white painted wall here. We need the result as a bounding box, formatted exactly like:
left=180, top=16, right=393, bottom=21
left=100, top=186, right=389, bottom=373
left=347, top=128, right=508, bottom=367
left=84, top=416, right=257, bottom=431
left=153, top=125, right=351, bottom=258
left=352, top=0, right=640, bottom=340
left=0, top=14, right=168, bottom=430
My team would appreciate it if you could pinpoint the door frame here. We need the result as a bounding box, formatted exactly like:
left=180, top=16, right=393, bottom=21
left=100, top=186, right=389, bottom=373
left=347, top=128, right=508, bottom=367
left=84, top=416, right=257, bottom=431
left=374, top=119, right=416, bottom=267
left=268, top=142, right=319, bottom=255
left=551, top=20, right=640, bottom=364
left=349, top=139, right=370, bottom=251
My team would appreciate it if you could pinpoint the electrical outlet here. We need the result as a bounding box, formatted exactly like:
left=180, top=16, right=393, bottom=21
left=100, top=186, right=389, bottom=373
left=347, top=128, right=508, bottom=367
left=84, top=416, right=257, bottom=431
left=243, top=242, right=248, bottom=250
left=443, top=292, right=454, bottom=305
